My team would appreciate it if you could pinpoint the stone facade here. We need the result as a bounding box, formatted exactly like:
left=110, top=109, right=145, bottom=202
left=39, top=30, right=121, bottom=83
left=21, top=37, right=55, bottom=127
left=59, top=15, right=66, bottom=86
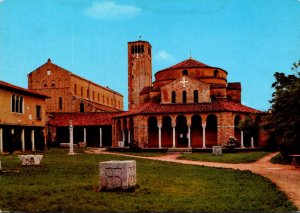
left=28, top=59, right=123, bottom=113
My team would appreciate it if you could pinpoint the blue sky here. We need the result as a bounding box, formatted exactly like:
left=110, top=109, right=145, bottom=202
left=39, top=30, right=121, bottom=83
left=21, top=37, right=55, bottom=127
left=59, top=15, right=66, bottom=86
left=0, top=0, right=299, bottom=111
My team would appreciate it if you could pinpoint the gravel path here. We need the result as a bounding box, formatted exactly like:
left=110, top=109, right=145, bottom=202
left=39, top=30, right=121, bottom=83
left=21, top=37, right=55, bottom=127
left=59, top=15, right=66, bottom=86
left=85, top=149, right=300, bottom=210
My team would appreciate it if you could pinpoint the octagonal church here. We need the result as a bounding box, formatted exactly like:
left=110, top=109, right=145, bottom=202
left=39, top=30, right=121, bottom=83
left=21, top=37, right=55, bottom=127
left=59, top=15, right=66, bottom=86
left=112, top=40, right=265, bottom=149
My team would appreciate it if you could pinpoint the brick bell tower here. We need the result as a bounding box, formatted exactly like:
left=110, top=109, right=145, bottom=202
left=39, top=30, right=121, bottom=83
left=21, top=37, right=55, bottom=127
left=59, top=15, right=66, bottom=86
left=128, top=40, right=152, bottom=110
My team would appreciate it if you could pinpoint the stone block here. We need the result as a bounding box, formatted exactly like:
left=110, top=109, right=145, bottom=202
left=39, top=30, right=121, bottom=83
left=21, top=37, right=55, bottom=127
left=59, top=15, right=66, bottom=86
left=18, top=155, right=43, bottom=166
left=99, top=160, right=136, bottom=190
left=212, top=146, right=222, bottom=156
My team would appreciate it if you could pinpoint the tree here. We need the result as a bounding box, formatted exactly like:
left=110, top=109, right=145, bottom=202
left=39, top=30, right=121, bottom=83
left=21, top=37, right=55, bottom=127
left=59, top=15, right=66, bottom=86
left=269, top=60, right=300, bottom=159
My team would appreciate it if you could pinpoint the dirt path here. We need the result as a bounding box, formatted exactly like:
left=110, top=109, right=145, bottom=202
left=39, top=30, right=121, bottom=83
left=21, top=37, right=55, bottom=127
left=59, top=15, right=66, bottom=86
left=85, top=149, right=300, bottom=210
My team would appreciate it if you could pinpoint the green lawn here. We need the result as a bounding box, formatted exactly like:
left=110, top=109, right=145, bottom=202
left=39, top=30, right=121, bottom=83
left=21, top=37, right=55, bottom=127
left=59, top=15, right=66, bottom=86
left=0, top=148, right=296, bottom=212
left=178, top=152, right=271, bottom=164
left=270, top=152, right=291, bottom=165
left=112, top=151, right=167, bottom=157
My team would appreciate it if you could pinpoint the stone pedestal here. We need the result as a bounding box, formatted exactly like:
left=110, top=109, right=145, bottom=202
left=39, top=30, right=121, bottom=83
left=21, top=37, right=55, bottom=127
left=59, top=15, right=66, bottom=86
left=212, top=146, right=222, bottom=156
left=18, top=155, right=43, bottom=166
left=78, top=142, right=86, bottom=148
left=99, top=160, right=136, bottom=191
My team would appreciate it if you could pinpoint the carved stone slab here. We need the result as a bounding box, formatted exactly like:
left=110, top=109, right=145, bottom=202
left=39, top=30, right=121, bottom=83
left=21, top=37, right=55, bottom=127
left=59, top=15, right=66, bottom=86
left=212, top=146, right=222, bottom=156
left=18, top=155, right=43, bottom=166
left=99, top=160, right=136, bottom=190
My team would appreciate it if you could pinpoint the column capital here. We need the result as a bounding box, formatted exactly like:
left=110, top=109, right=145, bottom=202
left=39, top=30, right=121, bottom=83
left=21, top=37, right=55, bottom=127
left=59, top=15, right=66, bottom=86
left=202, top=124, right=206, bottom=128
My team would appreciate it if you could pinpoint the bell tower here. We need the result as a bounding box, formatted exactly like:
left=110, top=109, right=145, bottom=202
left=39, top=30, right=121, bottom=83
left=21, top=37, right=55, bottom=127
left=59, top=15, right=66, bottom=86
left=128, top=40, right=152, bottom=110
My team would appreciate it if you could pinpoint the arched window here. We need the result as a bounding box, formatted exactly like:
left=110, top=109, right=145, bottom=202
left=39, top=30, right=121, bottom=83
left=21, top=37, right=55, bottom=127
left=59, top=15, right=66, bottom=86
left=80, top=102, right=84, bottom=113
left=92, top=91, right=95, bottom=100
left=171, top=91, right=176, bottom=103
left=141, top=45, right=144, bottom=53
left=16, top=96, right=19, bottom=113
left=131, top=45, right=134, bottom=54
left=214, top=69, right=219, bottom=77
left=11, top=94, right=15, bottom=112
left=194, top=90, right=198, bottom=103
left=19, top=96, right=23, bottom=113
left=134, top=45, right=137, bottom=54
left=74, top=84, right=77, bottom=94
left=138, top=45, right=141, bottom=53
left=182, top=91, right=187, bottom=103
left=182, top=69, right=188, bottom=76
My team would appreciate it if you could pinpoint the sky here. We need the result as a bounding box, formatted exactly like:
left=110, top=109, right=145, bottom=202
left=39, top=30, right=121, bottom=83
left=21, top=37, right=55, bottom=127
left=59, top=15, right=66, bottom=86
left=0, top=0, right=299, bottom=111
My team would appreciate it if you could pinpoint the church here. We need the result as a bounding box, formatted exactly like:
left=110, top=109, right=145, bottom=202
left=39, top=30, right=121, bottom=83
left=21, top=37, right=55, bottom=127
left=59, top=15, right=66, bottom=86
left=112, top=40, right=266, bottom=149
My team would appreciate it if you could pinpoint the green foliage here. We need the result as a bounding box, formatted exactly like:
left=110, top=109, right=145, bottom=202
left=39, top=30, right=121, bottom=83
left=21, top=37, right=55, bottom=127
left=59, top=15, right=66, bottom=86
left=270, top=153, right=290, bottom=165
left=238, top=116, right=260, bottom=136
left=269, top=62, right=300, bottom=158
left=179, top=152, right=271, bottom=164
left=0, top=148, right=296, bottom=212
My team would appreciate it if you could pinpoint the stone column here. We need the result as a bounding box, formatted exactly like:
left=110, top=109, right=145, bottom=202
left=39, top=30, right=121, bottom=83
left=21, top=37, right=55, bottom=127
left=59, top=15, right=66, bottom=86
left=241, top=131, right=245, bottom=148
left=251, top=137, right=254, bottom=148
left=202, top=124, right=206, bottom=148
left=172, top=124, right=176, bottom=148
left=83, top=128, right=86, bottom=143
left=158, top=125, right=162, bottom=148
left=128, top=130, right=131, bottom=145
left=188, top=125, right=191, bottom=148
left=0, top=128, right=3, bottom=153
left=31, top=129, right=35, bottom=151
left=122, top=130, right=125, bottom=143
left=69, top=121, right=74, bottom=155
left=99, top=127, right=102, bottom=147
left=21, top=129, right=25, bottom=152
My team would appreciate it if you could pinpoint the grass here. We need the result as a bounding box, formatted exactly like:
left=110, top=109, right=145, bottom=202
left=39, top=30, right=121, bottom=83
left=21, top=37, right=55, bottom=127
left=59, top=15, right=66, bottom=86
left=178, top=151, right=271, bottom=164
left=112, top=151, right=167, bottom=157
left=270, top=152, right=291, bottom=165
left=0, top=148, right=296, bottom=212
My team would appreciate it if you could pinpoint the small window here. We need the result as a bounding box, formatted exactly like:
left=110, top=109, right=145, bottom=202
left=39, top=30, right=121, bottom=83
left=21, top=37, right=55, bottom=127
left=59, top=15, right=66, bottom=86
left=74, top=84, right=77, bottom=94
left=171, top=91, right=176, bottom=103
left=11, top=94, right=15, bottom=112
left=214, top=70, right=219, bottom=77
left=80, top=102, right=84, bottom=113
left=59, top=97, right=63, bottom=110
left=182, top=69, right=188, bottom=76
left=16, top=96, right=19, bottom=113
left=19, top=96, right=23, bottom=113
left=141, top=45, right=144, bottom=53
left=87, top=89, right=90, bottom=98
left=51, top=83, right=55, bottom=87
left=131, top=46, right=134, bottom=54
left=194, top=90, right=198, bottom=103
left=44, top=84, right=47, bottom=88
left=36, top=105, right=42, bottom=120
left=182, top=91, right=187, bottom=103
left=47, top=70, right=51, bottom=76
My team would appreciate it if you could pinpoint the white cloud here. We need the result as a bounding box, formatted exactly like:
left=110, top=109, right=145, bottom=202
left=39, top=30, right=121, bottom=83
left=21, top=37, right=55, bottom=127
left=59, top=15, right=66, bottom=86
left=84, top=1, right=141, bottom=20
left=155, top=50, right=176, bottom=62
left=0, top=0, right=5, bottom=3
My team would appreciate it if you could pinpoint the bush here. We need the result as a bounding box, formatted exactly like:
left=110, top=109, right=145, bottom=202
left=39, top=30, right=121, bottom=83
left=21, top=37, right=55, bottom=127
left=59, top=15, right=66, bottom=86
left=129, top=140, right=141, bottom=152
left=223, top=136, right=239, bottom=150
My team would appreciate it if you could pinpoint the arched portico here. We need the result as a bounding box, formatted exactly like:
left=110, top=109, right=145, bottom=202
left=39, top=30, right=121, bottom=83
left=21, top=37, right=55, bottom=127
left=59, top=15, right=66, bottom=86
left=161, top=116, right=173, bottom=147
left=234, top=115, right=242, bottom=144
left=176, top=115, right=188, bottom=147
left=148, top=116, right=158, bottom=147
left=191, top=114, right=202, bottom=147
left=206, top=114, right=218, bottom=147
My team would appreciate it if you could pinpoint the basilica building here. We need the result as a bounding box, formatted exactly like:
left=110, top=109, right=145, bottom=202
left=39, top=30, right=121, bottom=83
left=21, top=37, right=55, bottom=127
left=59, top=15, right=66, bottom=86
left=113, top=40, right=266, bottom=149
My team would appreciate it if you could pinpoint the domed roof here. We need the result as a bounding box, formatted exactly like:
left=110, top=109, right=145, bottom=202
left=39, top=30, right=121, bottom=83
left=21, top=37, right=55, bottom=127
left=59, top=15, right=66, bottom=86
left=159, top=58, right=210, bottom=72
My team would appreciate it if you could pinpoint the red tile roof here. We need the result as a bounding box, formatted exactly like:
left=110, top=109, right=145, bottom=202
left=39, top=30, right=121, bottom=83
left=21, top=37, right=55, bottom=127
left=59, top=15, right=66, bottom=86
left=114, top=99, right=261, bottom=118
left=159, top=58, right=210, bottom=71
left=49, top=112, right=122, bottom=127
left=0, top=80, right=49, bottom=98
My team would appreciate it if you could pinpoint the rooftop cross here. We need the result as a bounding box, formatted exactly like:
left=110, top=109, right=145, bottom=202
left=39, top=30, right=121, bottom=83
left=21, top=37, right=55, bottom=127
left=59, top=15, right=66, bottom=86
left=180, top=77, right=188, bottom=88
